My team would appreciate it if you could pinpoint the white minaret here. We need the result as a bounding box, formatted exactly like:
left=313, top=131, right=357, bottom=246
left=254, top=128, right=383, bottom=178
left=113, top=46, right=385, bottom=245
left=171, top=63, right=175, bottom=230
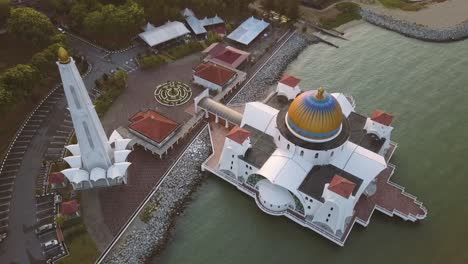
left=56, top=47, right=132, bottom=190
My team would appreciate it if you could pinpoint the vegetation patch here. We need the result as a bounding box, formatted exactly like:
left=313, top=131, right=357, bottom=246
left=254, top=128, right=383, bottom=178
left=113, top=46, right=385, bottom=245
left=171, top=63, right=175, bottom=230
left=166, top=41, right=204, bottom=60
left=139, top=200, right=159, bottom=223
left=378, top=0, right=426, bottom=11
left=139, top=54, right=167, bottom=70
left=0, top=7, right=73, bottom=155
left=320, top=2, right=361, bottom=29
left=57, top=223, right=100, bottom=264
left=94, top=70, right=128, bottom=117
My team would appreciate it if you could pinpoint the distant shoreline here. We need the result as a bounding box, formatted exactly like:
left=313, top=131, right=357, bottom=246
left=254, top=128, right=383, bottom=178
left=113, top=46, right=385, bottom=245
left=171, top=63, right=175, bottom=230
left=359, top=8, right=468, bottom=42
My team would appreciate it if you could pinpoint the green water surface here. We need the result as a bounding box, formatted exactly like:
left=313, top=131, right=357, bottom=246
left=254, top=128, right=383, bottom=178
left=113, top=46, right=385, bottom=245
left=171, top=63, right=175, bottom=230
left=155, top=23, right=468, bottom=264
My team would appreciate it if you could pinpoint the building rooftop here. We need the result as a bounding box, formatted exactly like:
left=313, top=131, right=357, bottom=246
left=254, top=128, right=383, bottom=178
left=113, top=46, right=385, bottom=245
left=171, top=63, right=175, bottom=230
left=240, top=125, right=276, bottom=168
left=347, top=112, right=385, bottom=153
left=139, top=21, right=190, bottom=47
left=227, top=126, right=251, bottom=144
left=279, top=74, right=301, bottom=87
left=194, top=62, right=237, bottom=86
left=371, top=109, right=394, bottom=126
left=129, top=110, right=180, bottom=143
left=203, top=42, right=227, bottom=57
left=182, top=8, right=224, bottom=35
left=328, top=175, right=356, bottom=199
left=227, top=16, right=270, bottom=45
left=299, top=165, right=363, bottom=201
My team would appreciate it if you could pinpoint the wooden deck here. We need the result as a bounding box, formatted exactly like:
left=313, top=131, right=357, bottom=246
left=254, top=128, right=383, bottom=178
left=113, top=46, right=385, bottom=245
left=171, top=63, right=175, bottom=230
left=355, top=165, right=427, bottom=226
left=206, top=123, right=229, bottom=169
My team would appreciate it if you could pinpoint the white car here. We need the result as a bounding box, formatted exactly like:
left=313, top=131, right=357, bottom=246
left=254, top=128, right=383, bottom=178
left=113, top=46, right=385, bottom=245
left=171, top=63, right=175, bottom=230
left=35, top=224, right=54, bottom=235
left=42, top=239, right=59, bottom=250
left=57, top=27, right=66, bottom=34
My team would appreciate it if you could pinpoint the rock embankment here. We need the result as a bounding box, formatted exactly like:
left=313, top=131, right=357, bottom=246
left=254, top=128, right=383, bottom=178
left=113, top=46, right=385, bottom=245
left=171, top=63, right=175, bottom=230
left=104, top=129, right=212, bottom=263
left=230, top=33, right=311, bottom=104
left=361, top=8, right=468, bottom=42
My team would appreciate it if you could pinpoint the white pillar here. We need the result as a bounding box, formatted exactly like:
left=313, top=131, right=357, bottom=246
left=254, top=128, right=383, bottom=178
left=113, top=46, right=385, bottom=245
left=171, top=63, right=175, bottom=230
left=225, top=120, right=229, bottom=128
left=215, top=115, right=219, bottom=123
left=205, top=110, right=209, bottom=118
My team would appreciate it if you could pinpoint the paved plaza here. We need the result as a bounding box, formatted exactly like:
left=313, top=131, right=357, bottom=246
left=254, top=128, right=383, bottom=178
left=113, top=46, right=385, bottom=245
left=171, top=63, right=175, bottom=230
left=100, top=53, right=205, bottom=135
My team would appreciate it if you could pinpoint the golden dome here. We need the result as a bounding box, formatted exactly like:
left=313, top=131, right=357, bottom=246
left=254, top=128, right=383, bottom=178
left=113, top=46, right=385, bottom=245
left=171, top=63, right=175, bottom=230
left=58, top=47, right=70, bottom=64
left=287, top=88, right=343, bottom=140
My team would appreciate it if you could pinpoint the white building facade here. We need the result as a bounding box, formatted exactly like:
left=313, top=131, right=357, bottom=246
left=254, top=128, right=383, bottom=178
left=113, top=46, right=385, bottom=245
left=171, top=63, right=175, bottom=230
left=201, top=78, right=427, bottom=245
left=56, top=48, right=132, bottom=190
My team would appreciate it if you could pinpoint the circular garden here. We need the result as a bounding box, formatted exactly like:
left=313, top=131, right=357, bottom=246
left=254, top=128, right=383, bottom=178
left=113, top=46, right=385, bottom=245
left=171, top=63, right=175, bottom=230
left=154, top=81, right=192, bottom=106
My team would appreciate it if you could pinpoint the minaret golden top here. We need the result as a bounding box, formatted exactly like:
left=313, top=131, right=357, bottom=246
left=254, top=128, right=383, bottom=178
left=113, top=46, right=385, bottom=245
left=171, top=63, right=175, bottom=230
left=58, top=47, right=70, bottom=64
left=316, top=87, right=325, bottom=100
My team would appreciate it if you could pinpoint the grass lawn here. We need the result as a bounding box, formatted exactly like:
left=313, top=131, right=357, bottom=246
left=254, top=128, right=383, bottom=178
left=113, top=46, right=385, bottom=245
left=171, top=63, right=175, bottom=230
left=0, top=33, right=41, bottom=72
left=57, top=231, right=100, bottom=264
left=378, top=0, right=426, bottom=11
left=320, top=2, right=361, bottom=29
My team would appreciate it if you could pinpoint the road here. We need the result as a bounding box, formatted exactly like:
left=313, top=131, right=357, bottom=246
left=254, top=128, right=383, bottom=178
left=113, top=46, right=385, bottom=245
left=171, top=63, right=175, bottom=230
left=0, top=34, right=145, bottom=264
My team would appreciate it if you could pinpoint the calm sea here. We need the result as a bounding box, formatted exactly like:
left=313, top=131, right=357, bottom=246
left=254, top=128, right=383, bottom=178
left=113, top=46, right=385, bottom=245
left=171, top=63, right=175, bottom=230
left=153, top=23, right=468, bottom=264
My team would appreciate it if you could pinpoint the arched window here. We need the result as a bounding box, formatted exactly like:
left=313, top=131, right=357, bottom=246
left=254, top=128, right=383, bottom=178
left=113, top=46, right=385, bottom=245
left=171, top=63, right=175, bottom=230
left=300, top=150, right=304, bottom=156
left=331, top=151, right=334, bottom=157
left=315, top=153, right=319, bottom=159
left=287, top=144, right=290, bottom=150
left=278, top=135, right=280, bottom=141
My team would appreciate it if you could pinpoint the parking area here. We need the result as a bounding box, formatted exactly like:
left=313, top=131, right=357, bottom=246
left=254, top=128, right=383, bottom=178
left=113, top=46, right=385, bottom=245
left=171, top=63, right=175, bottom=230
left=35, top=194, right=66, bottom=261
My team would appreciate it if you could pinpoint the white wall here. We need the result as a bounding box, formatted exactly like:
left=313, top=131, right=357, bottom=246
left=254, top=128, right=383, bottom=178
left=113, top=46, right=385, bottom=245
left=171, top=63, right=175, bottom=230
left=274, top=132, right=345, bottom=166
left=276, top=83, right=300, bottom=100
left=364, top=119, right=393, bottom=140
left=193, top=75, right=223, bottom=92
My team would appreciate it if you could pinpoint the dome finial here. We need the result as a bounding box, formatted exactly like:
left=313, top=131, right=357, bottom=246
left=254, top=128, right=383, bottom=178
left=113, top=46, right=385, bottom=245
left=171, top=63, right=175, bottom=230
left=316, top=87, right=325, bottom=99
left=58, top=47, right=70, bottom=64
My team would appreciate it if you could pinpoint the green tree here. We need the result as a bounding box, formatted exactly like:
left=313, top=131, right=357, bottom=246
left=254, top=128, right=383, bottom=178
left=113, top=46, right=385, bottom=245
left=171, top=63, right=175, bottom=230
left=7, top=7, right=56, bottom=47
left=31, top=43, right=64, bottom=75
left=83, top=1, right=144, bottom=41
left=0, top=83, right=12, bottom=106
left=70, top=2, right=88, bottom=29
left=0, top=0, right=10, bottom=26
left=0, top=64, right=39, bottom=99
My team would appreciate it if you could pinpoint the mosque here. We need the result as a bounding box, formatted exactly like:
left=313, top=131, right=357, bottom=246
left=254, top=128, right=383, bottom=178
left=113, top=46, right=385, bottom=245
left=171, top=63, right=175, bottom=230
left=197, top=75, right=427, bottom=245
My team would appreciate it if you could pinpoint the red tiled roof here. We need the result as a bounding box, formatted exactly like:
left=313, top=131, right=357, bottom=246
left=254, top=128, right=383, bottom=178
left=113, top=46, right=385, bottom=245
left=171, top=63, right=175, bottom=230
left=49, top=172, right=65, bottom=184
left=203, top=42, right=227, bottom=57
left=371, top=109, right=394, bottom=126
left=279, top=74, right=301, bottom=88
left=194, top=62, right=236, bottom=86
left=61, top=200, right=79, bottom=216
left=214, top=50, right=242, bottom=64
left=226, top=126, right=251, bottom=144
left=328, top=175, right=356, bottom=199
left=129, top=110, right=179, bottom=143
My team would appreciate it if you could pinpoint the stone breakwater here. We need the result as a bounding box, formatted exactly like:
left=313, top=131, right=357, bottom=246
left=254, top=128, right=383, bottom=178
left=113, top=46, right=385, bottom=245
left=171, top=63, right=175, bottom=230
left=103, top=128, right=212, bottom=264
left=361, top=9, right=468, bottom=42
left=102, top=33, right=312, bottom=264
left=230, top=33, right=312, bottom=104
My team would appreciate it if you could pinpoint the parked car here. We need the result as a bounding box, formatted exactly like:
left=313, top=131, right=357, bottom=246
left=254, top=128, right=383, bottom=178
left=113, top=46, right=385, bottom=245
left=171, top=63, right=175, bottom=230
left=42, top=239, right=59, bottom=250
left=35, top=224, right=54, bottom=235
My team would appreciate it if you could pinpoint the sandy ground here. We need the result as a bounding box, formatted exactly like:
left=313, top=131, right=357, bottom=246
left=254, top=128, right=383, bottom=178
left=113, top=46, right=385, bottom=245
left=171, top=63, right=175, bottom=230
left=364, top=0, right=468, bottom=28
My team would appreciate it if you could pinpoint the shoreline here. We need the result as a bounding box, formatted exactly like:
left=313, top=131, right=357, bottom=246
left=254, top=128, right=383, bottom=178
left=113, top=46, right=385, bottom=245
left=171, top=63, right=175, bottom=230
left=360, top=8, right=468, bottom=42
left=102, top=33, right=313, bottom=264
